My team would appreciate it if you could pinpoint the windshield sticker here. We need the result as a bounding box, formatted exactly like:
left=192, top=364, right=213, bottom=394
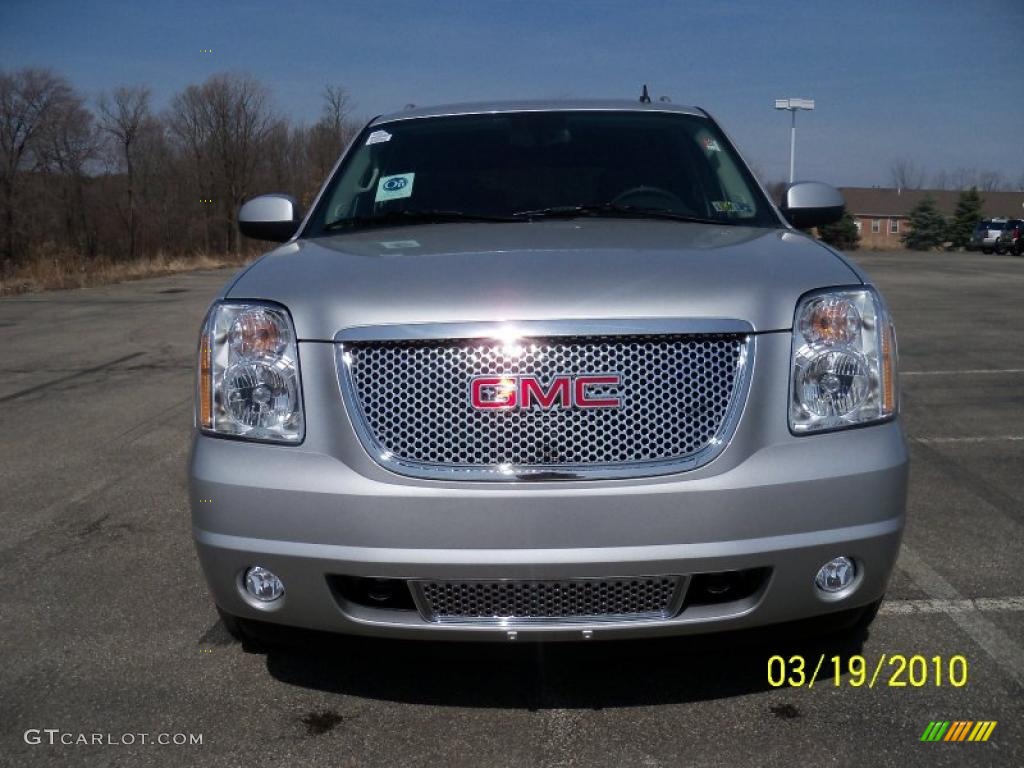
left=379, top=239, right=420, bottom=249
left=711, top=200, right=752, bottom=214
left=375, top=172, right=415, bottom=202
left=366, top=130, right=392, bottom=145
left=702, top=137, right=721, bottom=152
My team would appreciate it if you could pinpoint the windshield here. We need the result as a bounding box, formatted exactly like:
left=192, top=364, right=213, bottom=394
left=305, top=111, right=778, bottom=235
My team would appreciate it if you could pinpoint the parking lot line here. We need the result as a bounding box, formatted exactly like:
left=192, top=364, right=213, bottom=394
left=897, top=545, right=1024, bottom=688
left=881, top=597, right=1024, bottom=614
left=902, top=368, right=1024, bottom=376
left=914, top=436, right=1024, bottom=444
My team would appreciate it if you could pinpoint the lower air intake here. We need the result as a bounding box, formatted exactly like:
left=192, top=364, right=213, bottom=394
left=412, top=576, right=686, bottom=624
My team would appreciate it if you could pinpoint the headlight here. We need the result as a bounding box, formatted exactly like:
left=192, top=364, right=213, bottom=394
left=790, top=287, right=897, bottom=434
left=196, top=301, right=304, bottom=443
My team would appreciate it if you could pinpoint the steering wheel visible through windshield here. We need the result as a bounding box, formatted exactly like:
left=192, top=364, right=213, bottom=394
left=305, top=110, right=778, bottom=234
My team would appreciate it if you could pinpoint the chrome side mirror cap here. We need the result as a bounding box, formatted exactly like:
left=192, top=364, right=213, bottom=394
left=780, top=182, right=845, bottom=229
left=239, top=194, right=302, bottom=242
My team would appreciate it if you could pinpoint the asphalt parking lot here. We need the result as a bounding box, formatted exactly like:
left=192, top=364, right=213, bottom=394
left=1, top=248, right=1022, bottom=767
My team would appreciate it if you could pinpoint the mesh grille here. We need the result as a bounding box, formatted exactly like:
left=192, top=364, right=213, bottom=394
left=342, top=334, right=746, bottom=469
left=415, top=577, right=683, bottom=622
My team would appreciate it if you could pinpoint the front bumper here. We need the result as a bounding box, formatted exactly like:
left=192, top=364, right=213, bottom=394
left=191, top=414, right=907, bottom=641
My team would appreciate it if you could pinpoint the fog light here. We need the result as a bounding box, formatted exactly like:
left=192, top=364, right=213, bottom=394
left=244, top=566, right=284, bottom=602
left=815, top=557, right=855, bottom=593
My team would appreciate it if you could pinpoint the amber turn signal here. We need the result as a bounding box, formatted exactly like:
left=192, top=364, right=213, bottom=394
left=198, top=337, right=212, bottom=428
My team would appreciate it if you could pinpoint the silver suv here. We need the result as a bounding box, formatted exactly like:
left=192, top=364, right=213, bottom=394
left=968, top=219, right=1008, bottom=253
left=191, top=101, right=907, bottom=643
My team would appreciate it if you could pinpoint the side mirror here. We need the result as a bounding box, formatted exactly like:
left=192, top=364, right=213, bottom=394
left=780, top=182, right=845, bottom=229
left=239, top=194, right=302, bottom=242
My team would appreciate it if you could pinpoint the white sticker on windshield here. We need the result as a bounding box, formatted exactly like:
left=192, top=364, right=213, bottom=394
left=702, top=137, right=721, bottom=152
left=375, top=172, right=415, bottom=202
left=366, top=130, right=392, bottom=145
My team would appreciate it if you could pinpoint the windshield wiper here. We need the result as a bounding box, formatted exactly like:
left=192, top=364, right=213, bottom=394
left=323, top=209, right=518, bottom=231
left=511, top=202, right=735, bottom=226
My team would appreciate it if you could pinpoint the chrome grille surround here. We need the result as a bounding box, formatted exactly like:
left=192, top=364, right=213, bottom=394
left=410, top=576, right=688, bottom=624
left=335, top=319, right=754, bottom=481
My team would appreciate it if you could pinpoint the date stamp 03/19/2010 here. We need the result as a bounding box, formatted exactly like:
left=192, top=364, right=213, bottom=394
left=767, top=654, right=968, bottom=689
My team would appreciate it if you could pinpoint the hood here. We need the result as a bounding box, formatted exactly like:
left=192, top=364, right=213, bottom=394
left=227, top=219, right=861, bottom=340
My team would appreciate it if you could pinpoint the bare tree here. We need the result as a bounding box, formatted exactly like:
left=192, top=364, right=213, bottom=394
left=0, top=68, right=73, bottom=265
left=169, top=75, right=279, bottom=256
left=98, top=85, right=151, bottom=260
left=949, top=167, right=978, bottom=191
left=206, top=74, right=277, bottom=257
left=930, top=169, right=949, bottom=190
left=131, top=114, right=176, bottom=255
left=37, top=92, right=100, bottom=255
left=168, top=84, right=216, bottom=252
left=1, top=68, right=364, bottom=284
left=308, top=85, right=356, bottom=185
left=264, top=119, right=308, bottom=200
left=889, top=158, right=925, bottom=190
left=977, top=170, right=1006, bottom=192
left=322, top=85, right=353, bottom=137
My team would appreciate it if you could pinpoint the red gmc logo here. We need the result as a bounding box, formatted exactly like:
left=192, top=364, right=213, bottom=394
left=470, top=374, right=622, bottom=410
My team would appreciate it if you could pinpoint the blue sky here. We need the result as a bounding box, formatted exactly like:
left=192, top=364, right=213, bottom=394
left=2, top=0, right=1022, bottom=187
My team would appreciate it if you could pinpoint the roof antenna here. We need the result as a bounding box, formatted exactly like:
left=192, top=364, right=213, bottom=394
left=639, top=84, right=651, bottom=104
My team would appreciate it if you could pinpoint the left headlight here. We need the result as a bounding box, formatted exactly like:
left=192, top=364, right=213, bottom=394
left=790, top=286, right=897, bottom=434
left=197, top=301, right=304, bottom=443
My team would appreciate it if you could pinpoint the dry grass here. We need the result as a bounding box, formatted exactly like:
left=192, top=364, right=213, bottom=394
left=0, top=248, right=254, bottom=296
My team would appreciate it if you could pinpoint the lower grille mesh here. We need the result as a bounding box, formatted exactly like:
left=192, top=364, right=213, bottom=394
left=414, top=577, right=684, bottom=623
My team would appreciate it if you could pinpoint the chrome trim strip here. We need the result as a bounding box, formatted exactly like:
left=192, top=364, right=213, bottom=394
left=335, top=324, right=755, bottom=482
left=334, top=317, right=754, bottom=343
left=408, top=575, right=690, bottom=625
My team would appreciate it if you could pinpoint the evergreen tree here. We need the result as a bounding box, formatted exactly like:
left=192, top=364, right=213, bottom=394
left=817, top=211, right=860, bottom=250
left=947, top=187, right=984, bottom=249
left=902, top=195, right=947, bottom=251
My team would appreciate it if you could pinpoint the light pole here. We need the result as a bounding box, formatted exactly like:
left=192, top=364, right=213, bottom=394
left=774, top=98, right=815, bottom=183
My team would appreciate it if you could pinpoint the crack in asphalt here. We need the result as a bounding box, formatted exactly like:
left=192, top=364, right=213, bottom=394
left=0, top=352, right=145, bottom=403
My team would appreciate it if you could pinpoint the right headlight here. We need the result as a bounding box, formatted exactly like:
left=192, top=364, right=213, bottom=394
left=196, top=301, right=304, bottom=443
left=790, top=287, right=898, bottom=434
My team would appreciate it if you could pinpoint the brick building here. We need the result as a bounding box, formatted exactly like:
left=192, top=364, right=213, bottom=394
left=839, top=187, right=1024, bottom=249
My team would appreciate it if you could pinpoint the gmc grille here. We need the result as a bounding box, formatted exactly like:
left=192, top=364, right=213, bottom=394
left=337, top=332, right=751, bottom=480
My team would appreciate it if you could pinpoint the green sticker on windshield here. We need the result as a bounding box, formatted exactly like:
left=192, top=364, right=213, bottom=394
left=375, top=172, right=415, bottom=202
left=712, top=200, right=752, bottom=214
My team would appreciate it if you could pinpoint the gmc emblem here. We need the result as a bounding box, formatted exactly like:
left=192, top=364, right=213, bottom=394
left=470, top=374, right=622, bottom=410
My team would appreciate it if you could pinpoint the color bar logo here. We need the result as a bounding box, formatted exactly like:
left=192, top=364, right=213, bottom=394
left=920, top=721, right=997, bottom=742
